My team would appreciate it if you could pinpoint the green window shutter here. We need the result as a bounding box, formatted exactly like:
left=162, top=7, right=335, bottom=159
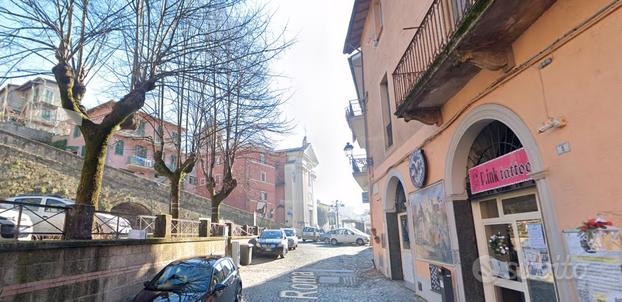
left=41, top=110, right=51, bottom=120
left=137, top=120, right=145, bottom=136
left=115, top=141, right=124, bottom=155
left=73, top=126, right=81, bottom=138
left=80, top=146, right=86, bottom=157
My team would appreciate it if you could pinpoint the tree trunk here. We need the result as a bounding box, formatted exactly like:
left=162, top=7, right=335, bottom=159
left=65, top=128, right=112, bottom=240
left=211, top=199, right=222, bottom=223
left=170, top=174, right=182, bottom=219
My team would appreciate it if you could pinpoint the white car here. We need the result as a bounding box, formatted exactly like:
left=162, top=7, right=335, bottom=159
left=328, top=228, right=370, bottom=246
left=283, top=228, right=299, bottom=250
left=0, top=202, right=34, bottom=240
left=5, top=195, right=132, bottom=238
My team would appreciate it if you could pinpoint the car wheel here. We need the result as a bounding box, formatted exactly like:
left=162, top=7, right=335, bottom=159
left=330, top=238, right=338, bottom=246
left=356, top=238, right=365, bottom=246
left=235, top=283, right=243, bottom=302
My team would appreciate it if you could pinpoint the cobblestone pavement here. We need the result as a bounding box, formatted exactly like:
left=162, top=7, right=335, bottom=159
left=240, top=241, right=426, bottom=302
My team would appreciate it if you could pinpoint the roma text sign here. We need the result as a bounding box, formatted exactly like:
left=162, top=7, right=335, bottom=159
left=468, top=148, right=532, bottom=194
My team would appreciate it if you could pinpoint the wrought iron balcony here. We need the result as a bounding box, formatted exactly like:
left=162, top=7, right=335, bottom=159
left=393, top=0, right=555, bottom=125
left=349, top=156, right=372, bottom=190
left=345, top=99, right=363, bottom=119
left=345, top=99, right=366, bottom=149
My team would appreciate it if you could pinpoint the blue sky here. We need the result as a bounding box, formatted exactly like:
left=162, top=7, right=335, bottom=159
left=263, top=0, right=367, bottom=217
left=5, top=0, right=367, bottom=217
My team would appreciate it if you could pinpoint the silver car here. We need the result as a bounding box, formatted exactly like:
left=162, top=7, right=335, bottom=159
left=301, top=226, right=321, bottom=242
left=0, top=202, right=34, bottom=240
left=5, top=195, right=132, bottom=238
left=283, top=228, right=299, bottom=250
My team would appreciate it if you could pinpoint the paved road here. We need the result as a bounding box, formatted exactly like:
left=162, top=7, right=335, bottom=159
left=239, top=241, right=425, bottom=302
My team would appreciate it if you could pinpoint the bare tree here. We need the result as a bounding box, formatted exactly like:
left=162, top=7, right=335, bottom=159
left=0, top=0, right=239, bottom=239
left=143, top=8, right=247, bottom=219
left=199, top=6, right=292, bottom=222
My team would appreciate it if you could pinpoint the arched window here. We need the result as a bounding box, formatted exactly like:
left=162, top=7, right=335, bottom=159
left=466, top=121, right=533, bottom=197
left=395, top=182, right=407, bottom=213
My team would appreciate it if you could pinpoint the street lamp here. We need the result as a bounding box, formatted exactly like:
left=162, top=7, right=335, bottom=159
left=343, top=142, right=354, bottom=159
left=330, top=200, right=345, bottom=228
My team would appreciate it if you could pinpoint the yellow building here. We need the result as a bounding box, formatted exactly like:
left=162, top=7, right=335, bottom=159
left=343, top=1, right=622, bottom=301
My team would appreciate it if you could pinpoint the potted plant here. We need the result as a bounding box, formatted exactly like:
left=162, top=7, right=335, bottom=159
left=577, top=215, right=612, bottom=253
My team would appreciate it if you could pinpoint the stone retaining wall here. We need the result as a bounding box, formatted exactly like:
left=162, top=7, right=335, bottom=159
left=0, top=238, right=227, bottom=301
left=0, top=130, right=280, bottom=227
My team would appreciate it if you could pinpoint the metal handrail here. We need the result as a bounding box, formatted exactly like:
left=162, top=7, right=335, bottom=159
left=392, top=0, right=478, bottom=108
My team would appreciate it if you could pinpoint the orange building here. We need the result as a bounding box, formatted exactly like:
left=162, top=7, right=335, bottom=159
left=343, top=1, right=622, bottom=301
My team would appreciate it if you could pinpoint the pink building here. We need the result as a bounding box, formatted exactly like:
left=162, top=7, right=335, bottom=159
left=343, top=0, right=622, bottom=301
left=191, top=149, right=285, bottom=224
left=66, top=101, right=181, bottom=180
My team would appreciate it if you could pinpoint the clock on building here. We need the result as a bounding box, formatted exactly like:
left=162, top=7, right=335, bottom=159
left=409, top=149, right=427, bottom=188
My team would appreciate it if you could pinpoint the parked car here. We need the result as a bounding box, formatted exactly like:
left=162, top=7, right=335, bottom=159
left=320, top=229, right=336, bottom=243
left=0, top=202, right=34, bottom=240
left=134, top=256, right=242, bottom=302
left=4, top=195, right=132, bottom=238
left=283, top=228, right=298, bottom=250
left=301, top=226, right=321, bottom=242
left=328, top=228, right=370, bottom=246
left=253, top=229, right=288, bottom=258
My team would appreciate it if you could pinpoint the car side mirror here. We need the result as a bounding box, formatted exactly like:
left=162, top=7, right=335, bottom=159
left=214, top=283, right=228, bottom=292
left=143, top=281, right=150, bottom=288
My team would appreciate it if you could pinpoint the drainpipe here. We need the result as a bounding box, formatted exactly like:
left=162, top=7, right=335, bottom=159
left=1, top=84, right=7, bottom=122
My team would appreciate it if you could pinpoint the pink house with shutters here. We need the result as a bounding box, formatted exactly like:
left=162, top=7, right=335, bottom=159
left=65, top=101, right=182, bottom=180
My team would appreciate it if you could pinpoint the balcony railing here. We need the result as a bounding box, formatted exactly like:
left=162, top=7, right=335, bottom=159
left=392, top=0, right=477, bottom=108
left=350, top=156, right=372, bottom=175
left=127, top=155, right=154, bottom=168
left=345, top=99, right=363, bottom=119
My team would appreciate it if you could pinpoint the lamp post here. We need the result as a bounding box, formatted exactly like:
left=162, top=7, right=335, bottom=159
left=343, top=142, right=354, bottom=159
left=330, top=200, right=345, bottom=228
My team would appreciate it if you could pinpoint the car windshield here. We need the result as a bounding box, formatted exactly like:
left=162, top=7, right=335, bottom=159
left=351, top=229, right=366, bottom=235
left=284, top=229, right=295, bottom=236
left=260, top=230, right=283, bottom=239
left=147, top=259, right=213, bottom=293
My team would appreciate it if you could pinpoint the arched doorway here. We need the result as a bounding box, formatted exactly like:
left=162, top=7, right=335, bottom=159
left=384, top=174, right=412, bottom=282
left=444, top=104, right=562, bottom=302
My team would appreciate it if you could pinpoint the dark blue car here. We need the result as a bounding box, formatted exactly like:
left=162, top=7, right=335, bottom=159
left=134, top=256, right=242, bottom=302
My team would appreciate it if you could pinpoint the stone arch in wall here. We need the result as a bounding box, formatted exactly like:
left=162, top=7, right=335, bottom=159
left=110, top=201, right=153, bottom=216
left=443, top=103, right=565, bottom=302
left=383, top=170, right=408, bottom=281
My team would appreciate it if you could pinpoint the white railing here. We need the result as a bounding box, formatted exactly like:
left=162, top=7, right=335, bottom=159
left=171, top=218, right=201, bottom=238
left=135, top=215, right=157, bottom=235
left=127, top=155, right=154, bottom=168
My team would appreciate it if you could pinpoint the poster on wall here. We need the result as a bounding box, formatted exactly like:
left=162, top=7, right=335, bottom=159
left=410, top=181, right=453, bottom=264
left=563, top=229, right=622, bottom=302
